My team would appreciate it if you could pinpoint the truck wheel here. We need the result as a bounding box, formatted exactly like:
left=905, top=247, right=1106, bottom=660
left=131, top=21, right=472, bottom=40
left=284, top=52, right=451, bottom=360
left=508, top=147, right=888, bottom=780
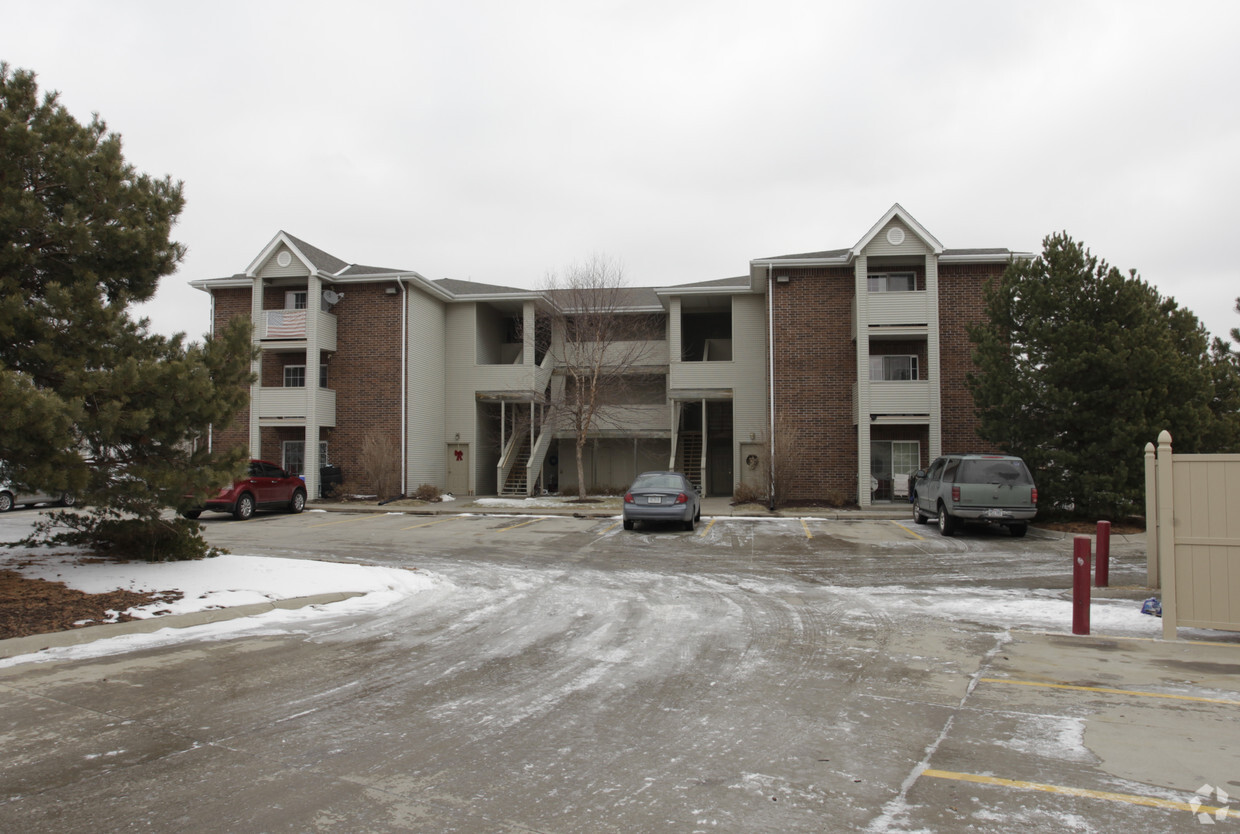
left=912, top=494, right=927, bottom=524
left=1009, top=523, right=1028, bottom=538
left=937, top=502, right=957, bottom=536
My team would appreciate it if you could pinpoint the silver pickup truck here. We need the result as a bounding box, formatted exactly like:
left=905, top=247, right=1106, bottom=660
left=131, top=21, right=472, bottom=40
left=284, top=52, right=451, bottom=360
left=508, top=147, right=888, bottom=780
left=910, top=454, right=1037, bottom=537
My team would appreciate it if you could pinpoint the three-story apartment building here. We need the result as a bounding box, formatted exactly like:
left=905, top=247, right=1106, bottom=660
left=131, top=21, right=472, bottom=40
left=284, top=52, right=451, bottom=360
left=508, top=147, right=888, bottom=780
left=193, top=204, right=1025, bottom=505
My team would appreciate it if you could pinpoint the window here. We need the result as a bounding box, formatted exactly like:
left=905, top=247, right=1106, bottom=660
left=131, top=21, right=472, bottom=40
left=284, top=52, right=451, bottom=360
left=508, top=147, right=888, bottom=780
left=282, top=441, right=329, bottom=476
left=282, top=364, right=328, bottom=388
left=867, top=272, right=915, bottom=293
left=869, top=355, right=918, bottom=381
left=285, top=291, right=308, bottom=310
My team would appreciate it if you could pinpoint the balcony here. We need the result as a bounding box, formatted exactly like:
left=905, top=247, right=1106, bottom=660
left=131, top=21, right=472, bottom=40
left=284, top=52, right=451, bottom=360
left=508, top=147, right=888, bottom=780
left=259, top=309, right=337, bottom=352
left=853, top=381, right=930, bottom=423
left=853, top=292, right=930, bottom=337
left=255, top=386, right=336, bottom=427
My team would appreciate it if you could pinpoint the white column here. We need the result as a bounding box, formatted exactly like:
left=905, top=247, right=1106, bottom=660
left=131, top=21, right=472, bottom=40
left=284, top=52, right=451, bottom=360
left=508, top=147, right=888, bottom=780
left=925, top=254, right=942, bottom=460
left=249, top=277, right=264, bottom=458
left=855, top=256, right=871, bottom=506
left=303, top=275, right=321, bottom=499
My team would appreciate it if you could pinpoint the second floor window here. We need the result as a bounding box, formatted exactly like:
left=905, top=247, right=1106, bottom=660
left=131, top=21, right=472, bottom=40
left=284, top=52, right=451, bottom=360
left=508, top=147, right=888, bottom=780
left=867, top=273, right=915, bottom=293
left=870, top=355, right=918, bottom=381
left=283, top=364, right=328, bottom=387
left=285, top=291, right=308, bottom=310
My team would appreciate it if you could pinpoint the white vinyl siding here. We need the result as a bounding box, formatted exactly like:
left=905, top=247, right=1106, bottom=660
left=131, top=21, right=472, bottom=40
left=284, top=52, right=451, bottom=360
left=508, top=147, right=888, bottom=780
left=406, top=288, right=448, bottom=491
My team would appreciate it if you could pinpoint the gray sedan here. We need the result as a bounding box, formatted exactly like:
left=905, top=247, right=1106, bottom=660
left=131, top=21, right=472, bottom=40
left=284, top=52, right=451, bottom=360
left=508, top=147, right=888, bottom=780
left=622, top=471, right=701, bottom=531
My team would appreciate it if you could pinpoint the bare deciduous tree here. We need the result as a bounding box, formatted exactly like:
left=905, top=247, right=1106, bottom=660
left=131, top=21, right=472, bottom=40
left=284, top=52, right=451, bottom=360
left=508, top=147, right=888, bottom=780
left=539, top=255, right=665, bottom=499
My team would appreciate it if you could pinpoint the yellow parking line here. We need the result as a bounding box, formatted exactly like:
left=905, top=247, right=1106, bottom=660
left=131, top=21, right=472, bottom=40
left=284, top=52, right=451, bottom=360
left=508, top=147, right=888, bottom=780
left=497, top=516, right=548, bottom=532
left=598, top=521, right=621, bottom=536
left=891, top=520, right=925, bottom=540
left=980, top=678, right=1240, bottom=706
left=308, top=513, right=389, bottom=529
left=698, top=518, right=717, bottom=537
left=800, top=518, right=813, bottom=539
left=401, top=515, right=464, bottom=531
left=922, top=769, right=1235, bottom=818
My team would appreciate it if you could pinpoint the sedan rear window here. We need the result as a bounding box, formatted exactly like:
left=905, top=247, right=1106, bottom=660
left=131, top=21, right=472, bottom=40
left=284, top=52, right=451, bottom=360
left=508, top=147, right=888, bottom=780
left=958, top=459, right=1032, bottom=485
left=632, top=474, right=687, bottom=490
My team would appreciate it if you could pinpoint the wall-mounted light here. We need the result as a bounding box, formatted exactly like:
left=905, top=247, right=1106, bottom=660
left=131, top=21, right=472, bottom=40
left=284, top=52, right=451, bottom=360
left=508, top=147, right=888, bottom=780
left=775, top=275, right=790, bottom=283
left=454, top=432, right=460, bottom=441
left=385, top=287, right=398, bottom=295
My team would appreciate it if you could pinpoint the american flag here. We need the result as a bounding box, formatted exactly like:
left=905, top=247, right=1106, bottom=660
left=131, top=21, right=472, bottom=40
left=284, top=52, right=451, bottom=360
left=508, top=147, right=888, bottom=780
left=266, top=310, right=306, bottom=338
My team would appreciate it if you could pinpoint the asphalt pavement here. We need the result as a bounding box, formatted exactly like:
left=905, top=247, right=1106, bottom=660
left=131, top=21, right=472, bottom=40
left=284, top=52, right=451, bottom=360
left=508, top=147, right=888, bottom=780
left=1, top=505, right=1235, bottom=832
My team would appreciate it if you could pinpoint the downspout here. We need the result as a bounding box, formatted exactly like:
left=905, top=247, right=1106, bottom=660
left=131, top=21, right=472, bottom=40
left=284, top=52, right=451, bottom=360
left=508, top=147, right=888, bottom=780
left=768, top=265, right=776, bottom=512
left=398, top=278, right=408, bottom=496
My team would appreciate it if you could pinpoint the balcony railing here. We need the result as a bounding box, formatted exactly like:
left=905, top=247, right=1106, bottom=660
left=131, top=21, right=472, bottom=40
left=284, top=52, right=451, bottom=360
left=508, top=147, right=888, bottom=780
left=255, top=386, right=336, bottom=426
left=853, top=380, right=931, bottom=422
left=863, top=291, right=930, bottom=327
left=259, top=309, right=337, bottom=351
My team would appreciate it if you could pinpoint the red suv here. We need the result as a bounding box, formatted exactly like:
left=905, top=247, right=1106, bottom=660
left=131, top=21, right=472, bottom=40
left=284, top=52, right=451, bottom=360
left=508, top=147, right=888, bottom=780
left=183, top=459, right=307, bottom=520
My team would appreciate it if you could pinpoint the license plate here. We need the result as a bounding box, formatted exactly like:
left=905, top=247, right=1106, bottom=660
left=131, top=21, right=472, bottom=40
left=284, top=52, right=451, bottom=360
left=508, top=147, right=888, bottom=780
left=647, top=496, right=662, bottom=504
left=983, top=509, right=1010, bottom=519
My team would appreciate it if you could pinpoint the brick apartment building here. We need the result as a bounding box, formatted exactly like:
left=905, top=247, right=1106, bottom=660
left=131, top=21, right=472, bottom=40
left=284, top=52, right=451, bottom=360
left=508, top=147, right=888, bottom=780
left=192, top=204, right=1025, bottom=505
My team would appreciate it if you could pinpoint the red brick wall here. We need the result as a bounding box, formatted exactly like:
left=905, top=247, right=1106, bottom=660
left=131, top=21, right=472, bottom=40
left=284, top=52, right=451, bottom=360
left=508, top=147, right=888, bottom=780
left=938, top=263, right=1004, bottom=456
left=771, top=267, right=858, bottom=500
left=326, top=283, right=404, bottom=493
left=212, top=287, right=253, bottom=456
left=209, top=282, right=406, bottom=493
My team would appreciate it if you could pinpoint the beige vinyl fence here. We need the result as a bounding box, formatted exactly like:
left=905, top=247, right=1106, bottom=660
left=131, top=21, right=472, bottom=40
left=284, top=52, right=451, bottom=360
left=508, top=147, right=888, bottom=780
left=1145, top=430, right=1240, bottom=640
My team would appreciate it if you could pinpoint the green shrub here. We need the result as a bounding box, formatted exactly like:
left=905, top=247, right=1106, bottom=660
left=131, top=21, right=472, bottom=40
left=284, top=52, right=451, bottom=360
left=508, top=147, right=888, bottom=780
left=18, top=512, right=223, bottom=561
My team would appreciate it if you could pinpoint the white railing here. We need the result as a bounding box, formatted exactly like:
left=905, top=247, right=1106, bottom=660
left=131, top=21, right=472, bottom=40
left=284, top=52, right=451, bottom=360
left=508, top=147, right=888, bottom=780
left=863, top=291, right=929, bottom=327
left=854, top=381, right=931, bottom=416
left=255, top=387, right=336, bottom=426
left=260, top=309, right=337, bottom=351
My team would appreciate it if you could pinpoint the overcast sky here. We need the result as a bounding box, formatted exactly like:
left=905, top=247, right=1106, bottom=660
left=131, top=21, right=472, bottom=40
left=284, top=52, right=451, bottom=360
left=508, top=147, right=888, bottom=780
left=5, top=1, right=1239, bottom=343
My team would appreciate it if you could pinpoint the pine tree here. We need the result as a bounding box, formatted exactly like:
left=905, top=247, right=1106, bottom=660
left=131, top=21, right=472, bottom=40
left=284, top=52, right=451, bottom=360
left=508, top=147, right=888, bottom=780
left=0, top=64, right=253, bottom=559
left=967, top=233, right=1239, bottom=519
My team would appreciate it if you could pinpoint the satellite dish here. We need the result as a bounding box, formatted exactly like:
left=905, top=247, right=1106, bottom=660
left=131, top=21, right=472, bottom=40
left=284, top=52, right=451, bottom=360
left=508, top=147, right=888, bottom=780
left=322, top=290, right=342, bottom=306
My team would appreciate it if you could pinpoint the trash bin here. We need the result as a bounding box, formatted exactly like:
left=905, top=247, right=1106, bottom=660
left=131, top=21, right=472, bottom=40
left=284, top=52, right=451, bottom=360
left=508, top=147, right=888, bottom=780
left=319, top=464, right=343, bottom=498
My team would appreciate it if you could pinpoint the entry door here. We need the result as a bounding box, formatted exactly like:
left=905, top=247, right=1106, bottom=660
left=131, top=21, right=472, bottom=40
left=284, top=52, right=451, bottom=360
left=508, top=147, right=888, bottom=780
left=739, top=443, right=766, bottom=492
left=871, top=441, right=919, bottom=501
left=446, top=444, right=470, bottom=496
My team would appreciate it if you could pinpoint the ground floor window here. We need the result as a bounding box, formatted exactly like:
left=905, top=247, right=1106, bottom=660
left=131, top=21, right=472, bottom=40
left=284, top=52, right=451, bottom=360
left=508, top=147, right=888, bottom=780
left=871, top=440, right=919, bottom=501
left=282, top=440, right=329, bottom=476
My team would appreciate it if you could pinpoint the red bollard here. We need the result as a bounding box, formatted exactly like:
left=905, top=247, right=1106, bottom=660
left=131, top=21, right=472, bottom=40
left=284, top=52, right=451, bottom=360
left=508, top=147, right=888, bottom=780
left=1073, top=535, right=1091, bottom=635
left=1096, top=521, right=1111, bottom=588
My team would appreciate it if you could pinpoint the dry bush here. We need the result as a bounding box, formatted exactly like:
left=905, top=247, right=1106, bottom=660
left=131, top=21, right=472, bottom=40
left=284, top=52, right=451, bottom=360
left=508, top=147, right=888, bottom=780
left=412, top=483, right=442, bottom=502
left=823, top=490, right=855, bottom=508
left=770, top=413, right=803, bottom=507
left=732, top=483, right=765, bottom=505
left=359, top=431, right=400, bottom=498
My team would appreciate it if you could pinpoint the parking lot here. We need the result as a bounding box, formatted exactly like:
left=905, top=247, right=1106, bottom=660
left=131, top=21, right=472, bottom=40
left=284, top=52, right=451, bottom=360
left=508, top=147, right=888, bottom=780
left=1, top=508, right=1237, bottom=832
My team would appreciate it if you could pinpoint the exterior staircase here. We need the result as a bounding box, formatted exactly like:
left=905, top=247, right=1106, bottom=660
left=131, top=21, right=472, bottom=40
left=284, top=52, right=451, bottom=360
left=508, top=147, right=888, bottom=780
left=500, top=433, right=531, bottom=496
left=676, top=431, right=703, bottom=492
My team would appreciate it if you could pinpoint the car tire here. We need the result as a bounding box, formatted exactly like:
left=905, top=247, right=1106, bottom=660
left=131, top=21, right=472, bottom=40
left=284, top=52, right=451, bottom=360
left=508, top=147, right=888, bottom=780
left=912, top=494, right=927, bottom=524
left=59, top=494, right=77, bottom=508
left=683, top=517, right=695, bottom=532
left=233, top=492, right=255, bottom=521
left=288, top=489, right=306, bottom=514
left=0, top=492, right=11, bottom=513
left=181, top=510, right=202, bottom=520
left=937, top=502, right=957, bottom=537
left=623, top=518, right=634, bottom=531
left=1009, top=523, right=1028, bottom=538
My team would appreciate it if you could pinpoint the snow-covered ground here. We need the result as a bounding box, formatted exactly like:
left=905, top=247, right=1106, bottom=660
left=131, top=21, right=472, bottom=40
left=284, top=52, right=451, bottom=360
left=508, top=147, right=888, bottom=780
left=2, top=551, right=440, bottom=668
